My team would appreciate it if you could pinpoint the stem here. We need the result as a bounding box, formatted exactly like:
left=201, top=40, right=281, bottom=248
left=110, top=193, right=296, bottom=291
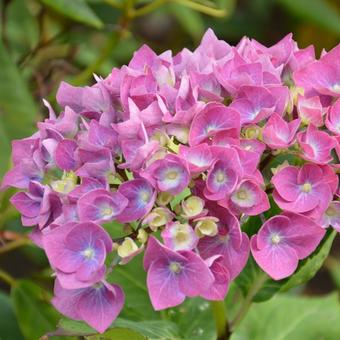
left=0, top=269, right=16, bottom=286
left=231, top=272, right=268, bottom=330
left=210, top=300, right=230, bottom=340
left=171, top=0, right=228, bottom=17
left=131, top=0, right=166, bottom=17
left=0, top=238, right=32, bottom=255
left=259, top=152, right=274, bottom=172
left=1, top=0, right=10, bottom=47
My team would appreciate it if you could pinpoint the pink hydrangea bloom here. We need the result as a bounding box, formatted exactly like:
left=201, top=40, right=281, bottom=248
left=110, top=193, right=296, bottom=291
left=326, top=98, right=340, bottom=134
left=144, top=237, right=214, bottom=310
left=43, top=222, right=112, bottom=289
left=272, top=164, right=333, bottom=217
left=52, top=279, right=124, bottom=333
left=251, top=213, right=325, bottom=280
left=2, top=29, right=340, bottom=333
left=297, top=124, right=336, bottom=164
left=262, top=113, right=300, bottom=149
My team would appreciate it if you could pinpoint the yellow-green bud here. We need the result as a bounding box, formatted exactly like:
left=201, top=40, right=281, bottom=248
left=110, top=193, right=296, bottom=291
left=117, top=237, right=138, bottom=258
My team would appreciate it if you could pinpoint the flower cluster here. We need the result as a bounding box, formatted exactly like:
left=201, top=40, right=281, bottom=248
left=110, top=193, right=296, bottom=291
left=2, top=29, right=340, bottom=333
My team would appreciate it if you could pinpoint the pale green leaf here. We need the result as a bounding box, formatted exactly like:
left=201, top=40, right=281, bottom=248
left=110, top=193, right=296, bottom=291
left=277, top=0, right=340, bottom=36
left=232, top=293, right=340, bottom=340
left=11, top=280, right=62, bottom=340
left=39, top=0, right=104, bottom=28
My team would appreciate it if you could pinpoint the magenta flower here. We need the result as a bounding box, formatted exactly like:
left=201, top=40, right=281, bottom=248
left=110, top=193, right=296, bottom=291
left=52, top=279, right=124, bottom=333
left=189, top=103, right=240, bottom=146
left=205, top=147, right=243, bottom=199
left=38, top=106, right=79, bottom=138
left=148, top=154, right=190, bottom=195
left=56, top=81, right=115, bottom=118
left=55, top=139, right=79, bottom=171
left=197, top=205, right=249, bottom=280
left=251, top=212, right=325, bottom=280
left=326, top=98, right=340, bottom=135
left=87, top=119, right=118, bottom=150
left=11, top=181, right=61, bottom=228
left=200, top=255, right=230, bottom=301
left=272, top=164, right=333, bottom=216
left=318, top=201, right=340, bottom=231
left=297, top=95, right=324, bottom=127
left=161, top=221, right=198, bottom=251
left=68, top=177, right=107, bottom=202
left=178, top=143, right=213, bottom=174
left=1, top=155, right=43, bottom=190
left=297, top=124, right=336, bottom=164
left=117, top=178, right=156, bottom=223
left=214, top=51, right=263, bottom=96
left=226, top=180, right=270, bottom=216
left=230, top=85, right=277, bottom=125
left=143, top=236, right=214, bottom=310
left=294, top=44, right=340, bottom=97
left=43, top=222, right=112, bottom=289
left=77, top=189, right=128, bottom=222
left=76, top=147, right=113, bottom=179
left=262, top=113, right=300, bottom=149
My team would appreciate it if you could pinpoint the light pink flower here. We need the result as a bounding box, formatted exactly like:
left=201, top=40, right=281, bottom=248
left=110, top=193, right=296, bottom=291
left=297, top=124, right=336, bottom=164
left=326, top=98, right=340, bottom=135
left=251, top=212, right=325, bottom=280
left=144, top=237, right=214, bottom=310
left=52, top=279, right=124, bottom=333
left=262, top=113, right=300, bottom=149
left=189, top=103, right=240, bottom=146
left=297, top=95, right=324, bottom=127
left=272, top=164, right=333, bottom=216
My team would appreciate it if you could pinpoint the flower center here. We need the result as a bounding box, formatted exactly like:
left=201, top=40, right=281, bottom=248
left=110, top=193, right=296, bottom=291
left=83, top=247, right=95, bottom=260
left=219, top=234, right=230, bottom=243
left=301, top=182, right=312, bottom=193
left=236, top=189, right=248, bottom=200
left=216, top=170, right=226, bottom=183
left=325, top=206, right=336, bottom=217
left=331, top=83, right=340, bottom=93
left=175, top=231, right=189, bottom=243
left=166, top=170, right=178, bottom=180
left=169, top=262, right=182, bottom=274
left=101, top=206, right=113, bottom=219
left=271, top=234, right=281, bottom=245
left=140, top=190, right=151, bottom=203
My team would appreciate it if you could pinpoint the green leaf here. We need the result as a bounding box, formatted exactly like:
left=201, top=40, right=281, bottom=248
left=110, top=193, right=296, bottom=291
left=114, top=319, right=179, bottom=339
left=169, top=297, right=216, bottom=340
left=54, top=318, right=179, bottom=339
left=241, top=215, right=262, bottom=237
left=39, top=0, right=104, bottom=29
left=53, top=318, right=95, bottom=336
left=0, top=40, right=37, bottom=176
left=107, top=253, right=159, bottom=320
left=170, top=187, right=191, bottom=210
left=280, top=229, right=337, bottom=291
left=11, top=279, right=62, bottom=340
left=232, top=293, right=340, bottom=340
left=6, top=0, right=39, bottom=60
left=277, top=0, right=340, bottom=36
left=0, top=292, right=24, bottom=340
left=168, top=3, right=205, bottom=43
left=86, top=327, right=146, bottom=340
left=235, top=256, right=282, bottom=303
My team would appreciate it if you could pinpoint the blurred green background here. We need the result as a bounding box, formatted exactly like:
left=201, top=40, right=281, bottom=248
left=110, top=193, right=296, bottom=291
left=0, top=1, right=340, bottom=339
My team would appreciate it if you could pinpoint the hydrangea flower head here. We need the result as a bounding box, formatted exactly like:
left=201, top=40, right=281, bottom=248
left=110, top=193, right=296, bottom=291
left=2, top=29, right=340, bottom=333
